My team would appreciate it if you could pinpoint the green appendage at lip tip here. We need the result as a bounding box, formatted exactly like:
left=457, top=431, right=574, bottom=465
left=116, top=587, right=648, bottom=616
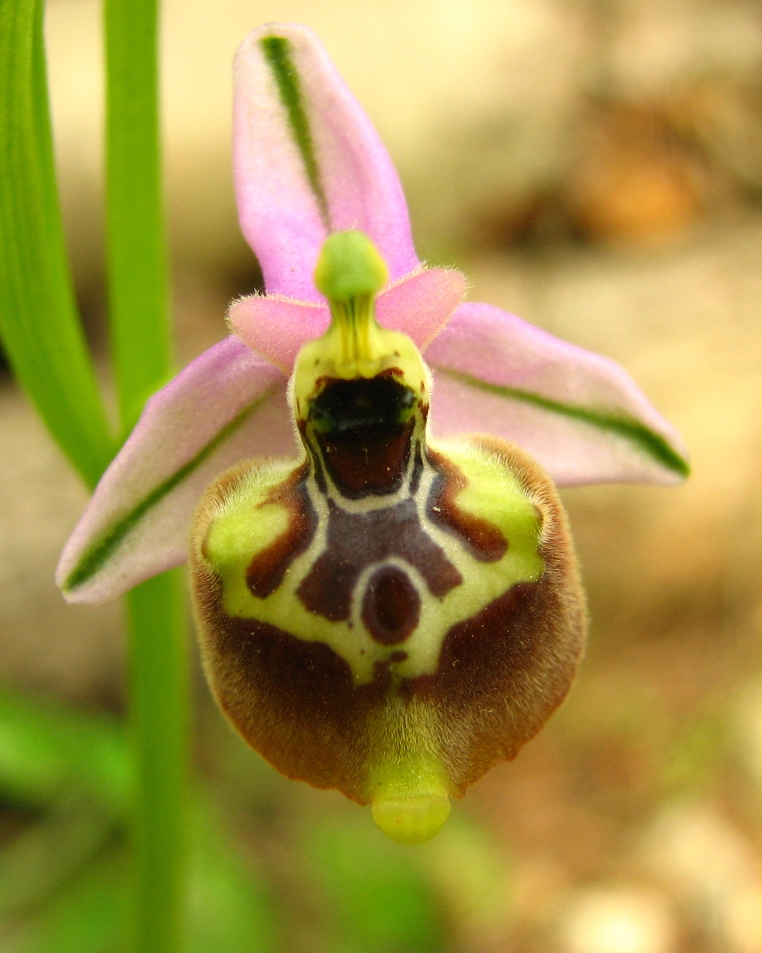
left=260, top=35, right=329, bottom=228
left=63, top=388, right=279, bottom=594
left=367, top=714, right=452, bottom=844
left=436, top=368, right=690, bottom=479
left=372, top=795, right=451, bottom=845
left=371, top=770, right=452, bottom=845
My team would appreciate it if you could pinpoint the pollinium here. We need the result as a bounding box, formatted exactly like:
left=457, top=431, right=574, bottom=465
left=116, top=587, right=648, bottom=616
left=190, top=231, right=586, bottom=843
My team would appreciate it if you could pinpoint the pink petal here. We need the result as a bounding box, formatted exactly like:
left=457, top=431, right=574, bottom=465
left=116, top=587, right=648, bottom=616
left=234, top=24, right=419, bottom=302
left=228, top=268, right=465, bottom=372
left=375, top=268, right=466, bottom=350
left=228, top=295, right=329, bottom=374
left=425, top=302, right=688, bottom=486
left=57, top=337, right=295, bottom=604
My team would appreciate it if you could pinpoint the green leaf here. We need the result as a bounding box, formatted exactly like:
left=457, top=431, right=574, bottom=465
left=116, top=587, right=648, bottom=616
left=0, top=688, right=127, bottom=812
left=0, top=687, right=280, bottom=951
left=0, top=797, right=115, bottom=922
left=105, top=0, right=172, bottom=435
left=0, top=0, right=115, bottom=489
left=187, top=807, right=277, bottom=953
left=304, top=813, right=445, bottom=953
left=1, top=852, right=126, bottom=953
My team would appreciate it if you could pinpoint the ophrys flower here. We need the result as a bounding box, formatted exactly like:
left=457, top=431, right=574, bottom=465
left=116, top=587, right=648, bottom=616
left=57, top=25, right=687, bottom=843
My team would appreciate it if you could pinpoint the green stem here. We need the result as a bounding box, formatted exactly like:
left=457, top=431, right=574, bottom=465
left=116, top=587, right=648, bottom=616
left=126, top=573, right=188, bottom=953
left=103, top=1, right=188, bottom=951
left=105, top=0, right=172, bottom=438
left=0, top=0, right=114, bottom=489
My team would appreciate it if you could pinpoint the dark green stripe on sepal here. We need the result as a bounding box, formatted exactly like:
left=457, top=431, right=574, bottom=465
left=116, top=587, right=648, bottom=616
left=436, top=368, right=689, bottom=480
left=260, top=35, right=329, bottom=227
left=63, top=388, right=279, bottom=594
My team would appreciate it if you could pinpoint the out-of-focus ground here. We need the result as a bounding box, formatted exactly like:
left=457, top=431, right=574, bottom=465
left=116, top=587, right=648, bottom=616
left=2, top=0, right=762, bottom=950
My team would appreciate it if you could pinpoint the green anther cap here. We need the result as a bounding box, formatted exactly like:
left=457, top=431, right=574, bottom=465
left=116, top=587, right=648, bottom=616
left=314, top=230, right=389, bottom=302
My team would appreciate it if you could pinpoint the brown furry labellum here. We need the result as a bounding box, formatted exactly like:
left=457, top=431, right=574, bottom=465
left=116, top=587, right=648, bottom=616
left=190, top=232, right=586, bottom=843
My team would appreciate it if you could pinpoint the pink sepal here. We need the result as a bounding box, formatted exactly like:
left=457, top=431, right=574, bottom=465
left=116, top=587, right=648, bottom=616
left=427, top=302, right=688, bottom=485
left=234, top=24, right=419, bottom=301
left=57, top=337, right=295, bottom=604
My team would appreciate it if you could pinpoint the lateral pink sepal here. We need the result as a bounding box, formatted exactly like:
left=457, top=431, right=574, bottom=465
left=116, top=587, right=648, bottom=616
left=426, top=302, right=688, bottom=485
left=57, top=337, right=295, bottom=603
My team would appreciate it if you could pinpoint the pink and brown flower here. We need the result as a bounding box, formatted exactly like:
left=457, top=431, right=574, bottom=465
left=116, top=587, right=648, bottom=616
left=57, top=25, right=687, bottom=842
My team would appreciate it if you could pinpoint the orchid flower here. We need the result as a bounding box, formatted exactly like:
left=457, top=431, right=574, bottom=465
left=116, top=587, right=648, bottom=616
left=56, top=25, right=687, bottom=843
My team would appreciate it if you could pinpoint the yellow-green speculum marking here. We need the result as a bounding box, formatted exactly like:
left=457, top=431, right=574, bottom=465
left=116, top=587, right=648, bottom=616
left=191, top=231, right=586, bottom=844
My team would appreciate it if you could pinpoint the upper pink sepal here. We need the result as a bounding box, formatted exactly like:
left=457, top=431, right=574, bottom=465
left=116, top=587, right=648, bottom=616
left=234, top=24, right=419, bottom=301
left=56, top=337, right=295, bottom=604
left=426, top=302, right=688, bottom=485
left=229, top=267, right=465, bottom=372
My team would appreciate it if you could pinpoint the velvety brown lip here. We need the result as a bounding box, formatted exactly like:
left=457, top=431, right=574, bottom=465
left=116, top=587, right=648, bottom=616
left=191, top=434, right=586, bottom=806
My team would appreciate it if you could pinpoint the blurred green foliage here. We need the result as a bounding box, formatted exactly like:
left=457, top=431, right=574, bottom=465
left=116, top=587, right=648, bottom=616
left=0, top=689, right=275, bottom=952
left=303, top=816, right=446, bottom=953
left=0, top=687, right=463, bottom=952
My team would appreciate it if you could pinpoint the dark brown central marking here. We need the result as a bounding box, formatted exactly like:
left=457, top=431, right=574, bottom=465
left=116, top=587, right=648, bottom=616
left=306, top=375, right=421, bottom=499
left=361, top=566, right=421, bottom=644
left=246, top=464, right=318, bottom=598
left=297, top=498, right=462, bottom=621
left=427, top=450, right=508, bottom=562
left=315, top=420, right=414, bottom=498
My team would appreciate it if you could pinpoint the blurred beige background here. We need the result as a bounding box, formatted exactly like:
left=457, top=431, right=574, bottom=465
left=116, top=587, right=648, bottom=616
left=2, top=1, right=762, bottom=950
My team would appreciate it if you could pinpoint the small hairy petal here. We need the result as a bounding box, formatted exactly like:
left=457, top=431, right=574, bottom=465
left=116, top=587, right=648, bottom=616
left=234, top=24, right=419, bottom=301
left=228, top=295, right=329, bottom=374
left=426, top=302, right=689, bottom=485
left=228, top=267, right=466, bottom=372
left=375, top=268, right=466, bottom=350
left=57, top=337, right=295, bottom=604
